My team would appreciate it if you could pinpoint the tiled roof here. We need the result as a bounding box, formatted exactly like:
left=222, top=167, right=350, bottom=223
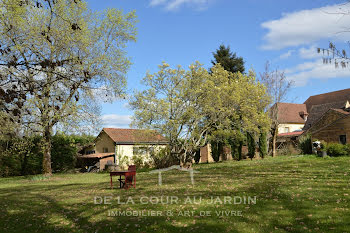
left=272, top=102, right=307, bottom=124
left=278, top=131, right=304, bottom=137
left=304, top=88, right=350, bottom=112
left=102, top=128, right=168, bottom=144
left=303, top=101, right=348, bottom=131
left=78, top=153, right=114, bottom=159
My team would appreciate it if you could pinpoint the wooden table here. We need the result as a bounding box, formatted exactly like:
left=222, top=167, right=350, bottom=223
left=110, top=171, right=136, bottom=189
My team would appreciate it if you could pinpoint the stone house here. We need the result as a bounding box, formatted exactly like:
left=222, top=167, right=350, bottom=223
left=301, top=88, right=350, bottom=144
left=305, top=108, right=350, bottom=144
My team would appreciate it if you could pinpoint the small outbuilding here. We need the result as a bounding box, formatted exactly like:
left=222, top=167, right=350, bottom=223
left=78, top=128, right=168, bottom=171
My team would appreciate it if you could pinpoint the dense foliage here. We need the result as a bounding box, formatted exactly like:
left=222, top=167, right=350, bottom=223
left=0, top=0, right=137, bottom=174
left=150, top=147, right=179, bottom=169
left=130, top=62, right=270, bottom=165
left=259, top=131, right=268, bottom=158
left=0, top=134, right=94, bottom=177
left=298, top=134, right=313, bottom=154
left=247, top=132, right=256, bottom=160
left=325, top=143, right=350, bottom=157
left=211, top=44, right=245, bottom=74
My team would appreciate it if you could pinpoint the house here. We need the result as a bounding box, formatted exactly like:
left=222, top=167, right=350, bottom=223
left=79, top=128, right=168, bottom=170
left=304, top=108, right=350, bottom=144
left=272, top=102, right=308, bottom=134
left=303, top=88, right=350, bottom=131
left=300, top=88, right=350, bottom=144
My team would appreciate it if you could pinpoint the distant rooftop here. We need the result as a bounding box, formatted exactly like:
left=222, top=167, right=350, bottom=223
left=100, top=128, right=168, bottom=144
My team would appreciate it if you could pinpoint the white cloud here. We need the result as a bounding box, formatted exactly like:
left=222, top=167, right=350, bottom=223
left=149, top=0, right=212, bottom=11
left=261, top=3, right=350, bottom=50
left=101, top=114, right=132, bottom=128
left=299, top=45, right=323, bottom=59
left=150, top=0, right=167, bottom=6
left=279, top=50, right=295, bottom=59
left=286, top=58, right=350, bottom=86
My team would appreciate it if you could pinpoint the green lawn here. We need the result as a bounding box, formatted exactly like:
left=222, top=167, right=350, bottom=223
left=1, top=155, right=350, bottom=233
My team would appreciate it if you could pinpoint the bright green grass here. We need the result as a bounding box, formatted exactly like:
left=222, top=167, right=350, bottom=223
left=1, top=155, right=350, bottom=233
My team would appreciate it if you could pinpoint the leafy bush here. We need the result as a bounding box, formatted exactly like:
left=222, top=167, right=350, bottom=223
left=247, top=132, right=255, bottom=160
left=277, top=144, right=300, bottom=156
left=259, top=131, right=268, bottom=158
left=132, top=154, right=151, bottom=169
left=150, top=147, right=179, bottom=169
left=0, top=134, right=94, bottom=177
left=326, top=143, right=349, bottom=157
left=51, top=134, right=78, bottom=172
left=298, top=134, right=312, bottom=154
left=211, top=142, right=222, bottom=162
left=0, top=136, right=42, bottom=177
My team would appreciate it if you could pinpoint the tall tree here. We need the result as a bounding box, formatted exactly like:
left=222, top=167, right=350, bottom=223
left=259, top=130, right=268, bottom=158
left=210, top=44, right=245, bottom=160
left=247, top=132, right=255, bottom=160
left=130, top=62, right=270, bottom=165
left=259, top=61, right=292, bottom=157
left=211, top=44, right=245, bottom=74
left=0, top=0, right=137, bottom=175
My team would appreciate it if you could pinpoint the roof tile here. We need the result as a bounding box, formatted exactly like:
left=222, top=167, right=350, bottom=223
left=273, top=103, right=307, bottom=124
left=102, top=128, right=168, bottom=144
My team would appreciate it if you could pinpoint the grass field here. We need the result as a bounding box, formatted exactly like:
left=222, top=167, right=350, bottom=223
left=1, top=155, right=350, bottom=233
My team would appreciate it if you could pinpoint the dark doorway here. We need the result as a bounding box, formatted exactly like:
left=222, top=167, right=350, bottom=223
left=339, top=135, right=347, bottom=145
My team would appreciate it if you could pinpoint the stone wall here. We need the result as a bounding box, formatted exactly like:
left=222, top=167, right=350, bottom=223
left=312, top=116, right=350, bottom=144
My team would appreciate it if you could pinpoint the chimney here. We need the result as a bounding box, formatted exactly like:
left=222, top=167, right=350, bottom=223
left=345, top=101, right=350, bottom=110
left=299, top=111, right=309, bottom=121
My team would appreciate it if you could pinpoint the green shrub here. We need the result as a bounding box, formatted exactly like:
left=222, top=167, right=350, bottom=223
left=28, top=175, right=51, bottom=181
left=277, top=144, right=300, bottom=156
left=229, top=137, right=243, bottom=161
left=0, top=134, right=94, bottom=177
left=150, top=147, right=179, bottom=169
left=326, top=143, right=349, bottom=157
left=0, top=136, right=42, bottom=177
left=346, top=144, right=350, bottom=154
left=211, top=142, right=222, bottom=162
left=298, top=134, right=312, bottom=154
left=51, top=134, right=78, bottom=172
left=247, top=132, right=255, bottom=160
left=259, top=131, right=268, bottom=158
left=132, top=154, right=151, bottom=169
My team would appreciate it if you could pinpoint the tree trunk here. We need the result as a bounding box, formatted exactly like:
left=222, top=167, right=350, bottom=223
left=42, top=127, right=52, bottom=175
left=272, top=128, right=278, bottom=157
left=238, top=141, right=243, bottom=161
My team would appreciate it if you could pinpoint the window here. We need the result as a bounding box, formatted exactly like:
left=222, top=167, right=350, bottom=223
left=103, top=147, right=108, bottom=153
left=283, top=127, right=290, bottom=133
left=339, top=135, right=347, bottom=145
left=133, top=146, right=153, bottom=155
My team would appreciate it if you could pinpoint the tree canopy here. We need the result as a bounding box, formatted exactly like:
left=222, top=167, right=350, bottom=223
left=0, top=0, right=137, bottom=174
left=211, top=44, right=245, bottom=74
left=130, top=62, right=270, bottom=164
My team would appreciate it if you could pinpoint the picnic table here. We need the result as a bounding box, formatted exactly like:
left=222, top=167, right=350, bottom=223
left=110, top=165, right=136, bottom=189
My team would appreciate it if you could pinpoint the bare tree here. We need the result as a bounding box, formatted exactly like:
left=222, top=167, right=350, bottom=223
left=319, top=2, right=350, bottom=68
left=259, top=61, right=292, bottom=157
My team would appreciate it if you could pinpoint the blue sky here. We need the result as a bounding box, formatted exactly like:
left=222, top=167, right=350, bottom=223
left=86, top=0, right=350, bottom=128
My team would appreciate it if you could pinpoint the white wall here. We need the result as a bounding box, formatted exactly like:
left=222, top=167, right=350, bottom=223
left=278, top=123, right=304, bottom=133
left=115, top=144, right=166, bottom=166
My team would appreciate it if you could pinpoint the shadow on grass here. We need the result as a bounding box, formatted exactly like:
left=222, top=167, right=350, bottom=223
left=1, top=156, right=350, bottom=232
